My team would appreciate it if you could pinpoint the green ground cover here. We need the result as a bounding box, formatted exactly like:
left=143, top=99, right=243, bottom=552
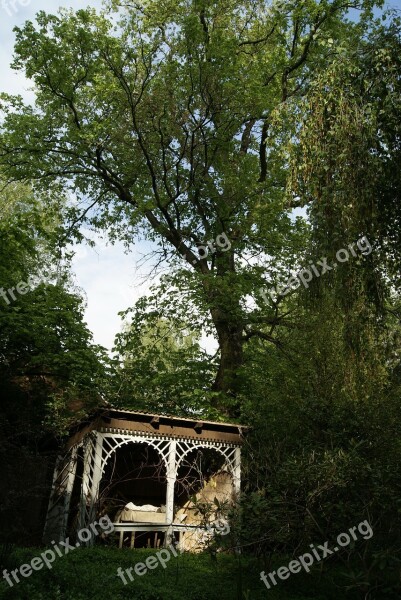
left=0, top=547, right=364, bottom=600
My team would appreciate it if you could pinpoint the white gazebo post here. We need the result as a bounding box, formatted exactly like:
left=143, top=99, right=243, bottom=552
left=86, top=432, right=104, bottom=544
left=79, top=435, right=96, bottom=532
left=165, top=439, right=177, bottom=545
left=233, top=446, right=241, bottom=496
left=43, top=447, right=77, bottom=543
left=90, top=433, right=104, bottom=505
left=61, top=447, right=78, bottom=539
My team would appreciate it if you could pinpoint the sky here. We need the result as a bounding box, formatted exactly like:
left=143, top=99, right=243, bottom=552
left=1, top=0, right=400, bottom=351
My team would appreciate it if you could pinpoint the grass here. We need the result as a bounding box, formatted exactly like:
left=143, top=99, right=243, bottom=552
left=0, top=545, right=363, bottom=600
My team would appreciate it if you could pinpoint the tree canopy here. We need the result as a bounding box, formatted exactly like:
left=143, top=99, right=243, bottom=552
left=0, top=0, right=386, bottom=411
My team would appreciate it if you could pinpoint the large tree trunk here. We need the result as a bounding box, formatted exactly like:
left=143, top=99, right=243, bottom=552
left=204, top=249, right=245, bottom=415
left=212, top=316, right=244, bottom=400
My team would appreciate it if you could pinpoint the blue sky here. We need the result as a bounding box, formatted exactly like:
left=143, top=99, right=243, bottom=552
left=1, top=0, right=400, bottom=351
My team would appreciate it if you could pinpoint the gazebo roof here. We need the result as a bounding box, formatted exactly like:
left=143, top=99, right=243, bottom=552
left=67, top=406, right=248, bottom=448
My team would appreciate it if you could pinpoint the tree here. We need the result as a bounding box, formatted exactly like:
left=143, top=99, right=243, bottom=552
left=0, top=0, right=380, bottom=409
left=231, top=18, right=401, bottom=596
left=111, top=299, right=217, bottom=416
left=286, top=15, right=401, bottom=368
left=0, top=182, right=109, bottom=438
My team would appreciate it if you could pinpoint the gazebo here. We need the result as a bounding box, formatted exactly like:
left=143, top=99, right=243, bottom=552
left=43, top=408, right=246, bottom=550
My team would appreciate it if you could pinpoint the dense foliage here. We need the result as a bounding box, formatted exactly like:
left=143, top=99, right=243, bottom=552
left=0, top=184, right=109, bottom=543
left=0, top=184, right=109, bottom=437
left=0, top=546, right=370, bottom=600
